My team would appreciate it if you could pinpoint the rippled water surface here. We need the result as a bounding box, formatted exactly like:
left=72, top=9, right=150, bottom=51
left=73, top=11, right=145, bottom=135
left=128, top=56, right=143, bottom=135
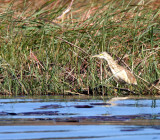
left=0, top=97, right=160, bottom=140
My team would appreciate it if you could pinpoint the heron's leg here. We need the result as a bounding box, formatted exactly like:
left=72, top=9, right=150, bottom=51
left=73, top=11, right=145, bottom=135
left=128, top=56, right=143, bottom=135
left=116, top=82, right=119, bottom=87
left=113, top=78, right=119, bottom=87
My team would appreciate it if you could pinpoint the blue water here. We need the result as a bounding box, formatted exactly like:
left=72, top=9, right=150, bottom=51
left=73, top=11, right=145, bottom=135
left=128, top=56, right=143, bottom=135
left=1, top=125, right=160, bottom=140
left=0, top=97, right=160, bottom=140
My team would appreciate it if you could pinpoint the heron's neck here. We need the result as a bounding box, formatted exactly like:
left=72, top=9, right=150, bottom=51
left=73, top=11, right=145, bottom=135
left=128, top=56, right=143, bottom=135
left=104, top=56, right=118, bottom=69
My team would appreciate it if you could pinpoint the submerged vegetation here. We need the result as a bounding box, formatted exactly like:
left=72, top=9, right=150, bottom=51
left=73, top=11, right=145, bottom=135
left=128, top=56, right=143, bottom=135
left=0, top=0, right=159, bottom=95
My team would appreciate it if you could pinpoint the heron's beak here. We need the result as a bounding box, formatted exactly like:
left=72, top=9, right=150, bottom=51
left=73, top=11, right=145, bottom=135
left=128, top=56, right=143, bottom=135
left=92, top=54, right=100, bottom=58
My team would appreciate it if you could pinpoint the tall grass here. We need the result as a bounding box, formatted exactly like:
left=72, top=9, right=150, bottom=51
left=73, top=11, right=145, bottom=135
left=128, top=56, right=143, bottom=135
left=0, top=0, right=159, bottom=95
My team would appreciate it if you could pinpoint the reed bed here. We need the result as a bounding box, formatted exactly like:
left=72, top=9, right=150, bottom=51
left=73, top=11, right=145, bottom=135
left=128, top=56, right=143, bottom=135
left=0, top=0, right=159, bottom=95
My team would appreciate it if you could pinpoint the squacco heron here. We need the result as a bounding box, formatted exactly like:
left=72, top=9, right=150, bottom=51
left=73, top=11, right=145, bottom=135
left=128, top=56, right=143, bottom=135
left=92, top=52, right=137, bottom=85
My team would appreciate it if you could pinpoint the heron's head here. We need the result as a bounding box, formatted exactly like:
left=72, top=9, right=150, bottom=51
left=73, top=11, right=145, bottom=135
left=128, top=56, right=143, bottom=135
left=92, top=52, right=111, bottom=59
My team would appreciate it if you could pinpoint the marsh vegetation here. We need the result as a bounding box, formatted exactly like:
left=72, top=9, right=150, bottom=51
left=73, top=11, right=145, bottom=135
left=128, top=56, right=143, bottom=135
left=0, top=0, right=159, bottom=95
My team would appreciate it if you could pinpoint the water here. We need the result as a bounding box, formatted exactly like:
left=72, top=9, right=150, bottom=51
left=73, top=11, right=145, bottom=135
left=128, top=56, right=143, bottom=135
left=0, top=97, right=160, bottom=140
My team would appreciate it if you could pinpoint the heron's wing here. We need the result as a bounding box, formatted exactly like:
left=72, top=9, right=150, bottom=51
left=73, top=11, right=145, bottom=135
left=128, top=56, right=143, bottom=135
left=120, top=70, right=130, bottom=83
left=116, top=69, right=130, bottom=83
left=125, top=69, right=137, bottom=85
